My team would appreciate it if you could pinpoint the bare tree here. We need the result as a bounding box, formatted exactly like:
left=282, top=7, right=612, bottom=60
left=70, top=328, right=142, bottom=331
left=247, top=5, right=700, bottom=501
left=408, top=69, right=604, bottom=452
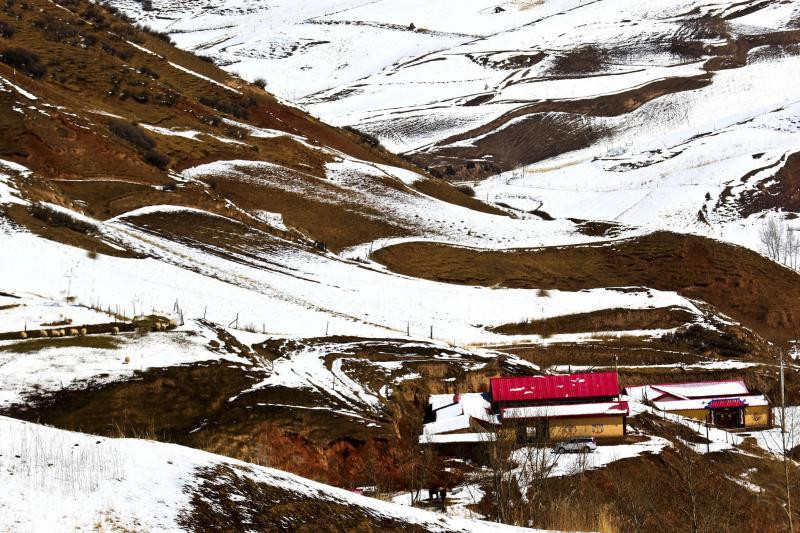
left=515, top=427, right=559, bottom=525
left=760, top=215, right=785, bottom=262
left=483, top=423, right=521, bottom=524
left=759, top=215, right=800, bottom=270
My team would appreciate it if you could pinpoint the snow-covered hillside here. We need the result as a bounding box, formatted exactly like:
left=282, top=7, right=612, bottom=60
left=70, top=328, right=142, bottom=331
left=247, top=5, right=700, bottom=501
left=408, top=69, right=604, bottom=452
left=0, top=157, right=713, bottom=346
left=112, top=0, right=800, bottom=254
left=2, top=0, right=800, bottom=529
left=0, top=416, right=535, bottom=532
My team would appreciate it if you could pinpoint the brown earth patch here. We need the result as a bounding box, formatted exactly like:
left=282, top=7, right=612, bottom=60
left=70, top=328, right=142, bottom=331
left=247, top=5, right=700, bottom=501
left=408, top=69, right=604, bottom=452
left=414, top=75, right=711, bottom=179
left=735, top=151, right=800, bottom=217
left=179, top=464, right=439, bottom=533
left=491, top=306, right=695, bottom=336
left=373, top=231, right=800, bottom=342
left=496, top=341, right=706, bottom=368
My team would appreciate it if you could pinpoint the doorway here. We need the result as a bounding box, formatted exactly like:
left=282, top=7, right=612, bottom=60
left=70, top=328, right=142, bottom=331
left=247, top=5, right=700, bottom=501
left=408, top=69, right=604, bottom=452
left=711, top=408, right=743, bottom=428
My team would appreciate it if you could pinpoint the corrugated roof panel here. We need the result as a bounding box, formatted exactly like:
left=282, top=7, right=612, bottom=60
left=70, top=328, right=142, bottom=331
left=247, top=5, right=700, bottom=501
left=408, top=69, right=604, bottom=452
left=491, top=372, right=619, bottom=402
left=707, top=398, right=747, bottom=409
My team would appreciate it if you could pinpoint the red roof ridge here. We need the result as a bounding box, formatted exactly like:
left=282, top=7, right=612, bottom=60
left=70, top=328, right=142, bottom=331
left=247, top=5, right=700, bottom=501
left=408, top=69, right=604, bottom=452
left=491, top=372, right=620, bottom=402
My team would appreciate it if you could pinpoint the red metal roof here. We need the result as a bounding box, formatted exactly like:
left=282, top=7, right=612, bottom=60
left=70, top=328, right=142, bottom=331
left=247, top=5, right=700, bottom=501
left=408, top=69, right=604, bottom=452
left=707, top=398, right=746, bottom=409
left=491, top=372, right=620, bottom=403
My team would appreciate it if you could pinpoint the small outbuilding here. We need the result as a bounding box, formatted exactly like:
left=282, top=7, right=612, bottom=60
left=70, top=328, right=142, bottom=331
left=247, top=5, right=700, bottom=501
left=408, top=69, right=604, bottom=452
left=625, top=379, right=771, bottom=429
left=419, top=392, right=499, bottom=461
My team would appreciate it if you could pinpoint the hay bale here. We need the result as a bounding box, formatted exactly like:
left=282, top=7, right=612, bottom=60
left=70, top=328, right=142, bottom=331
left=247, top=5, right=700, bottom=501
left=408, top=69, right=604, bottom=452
left=19, top=331, right=27, bottom=339
left=80, top=328, right=87, bottom=336
left=123, top=355, right=130, bottom=364
left=69, top=328, right=79, bottom=336
left=51, top=329, right=60, bottom=337
left=112, top=326, right=120, bottom=335
left=39, top=330, right=48, bottom=338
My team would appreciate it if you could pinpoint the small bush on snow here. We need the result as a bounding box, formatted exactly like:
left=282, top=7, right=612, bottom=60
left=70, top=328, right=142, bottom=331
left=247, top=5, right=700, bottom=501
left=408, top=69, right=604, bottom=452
left=456, top=184, right=475, bottom=197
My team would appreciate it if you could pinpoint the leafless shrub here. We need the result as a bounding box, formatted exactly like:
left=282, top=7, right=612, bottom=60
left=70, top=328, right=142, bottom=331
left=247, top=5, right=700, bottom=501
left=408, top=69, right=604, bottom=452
left=154, top=89, right=179, bottom=107
left=80, top=32, right=98, bottom=47
left=99, top=3, right=132, bottom=23
left=33, top=13, right=79, bottom=42
left=482, top=425, right=521, bottom=524
left=137, top=65, right=159, bottom=79
left=0, top=21, right=14, bottom=38
left=137, top=24, right=172, bottom=44
left=670, top=15, right=729, bottom=59
left=30, top=203, right=96, bottom=234
left=551, top=45, right=606, bottom=74
left=142, top=150, right=169, bottom=169
left=108, top=119, right=155, bottom=151
left=107, top=120, right=169, bottom=169
left=343, top=125, right=382, bottom=148
left=253, top=77, right=267, bottom=89
left=199, top=95, right=257, bottom=119
left=224, top=124, right=247, bottom=140
left=80, top=5, right=107, bottom=27
left=100, top=41, right=132, bottom=61
left=111, top=22, right=141, bottom=44
left=201, top=115, right=222, bottom=127
left=0, top=47, right=46, bottom=78
left=456, top=184, right=475, bottom=197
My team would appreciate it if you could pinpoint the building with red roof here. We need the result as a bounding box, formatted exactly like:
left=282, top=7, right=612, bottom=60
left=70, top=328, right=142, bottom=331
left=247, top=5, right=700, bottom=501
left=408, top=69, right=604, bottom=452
left=490, top=372, right=628, bottom=440
left=625, top=379, right=770, bottom=429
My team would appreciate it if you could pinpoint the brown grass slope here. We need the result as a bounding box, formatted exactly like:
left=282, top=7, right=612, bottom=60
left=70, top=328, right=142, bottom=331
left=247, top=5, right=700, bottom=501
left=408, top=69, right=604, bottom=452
left=0, top=0, right=502, bottom=251
left=373, top=231, right=800, bottom=342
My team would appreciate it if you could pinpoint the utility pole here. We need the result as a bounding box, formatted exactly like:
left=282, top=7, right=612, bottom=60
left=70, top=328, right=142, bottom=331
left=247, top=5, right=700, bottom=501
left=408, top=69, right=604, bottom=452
left=781, top=349, right=793, bottom=532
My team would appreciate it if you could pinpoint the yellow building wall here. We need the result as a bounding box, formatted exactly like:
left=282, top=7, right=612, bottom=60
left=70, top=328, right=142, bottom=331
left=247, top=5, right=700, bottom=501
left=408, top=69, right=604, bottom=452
left=744, top=405, right=770, bottom=428
left=671, top=409, right=709, bottom=422
left=670, top=406, right=771, bottom=428
left=548, top=416, right=624, bottom=440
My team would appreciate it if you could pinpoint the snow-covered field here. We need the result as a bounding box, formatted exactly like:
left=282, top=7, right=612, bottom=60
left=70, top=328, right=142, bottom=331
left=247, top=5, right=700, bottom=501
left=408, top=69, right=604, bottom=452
left=751, top=406, right=800, bottom=458
left=0, top=151, right=713, bottom=347
left=0, top=416, right=537, bottom=532
left=0, top=292, right=115, bottom=334
left=108, top=0, right=800, bottom=257
left=477, top=58, right=800, bottom=253
left=0, top=320, right=247, bottom=409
